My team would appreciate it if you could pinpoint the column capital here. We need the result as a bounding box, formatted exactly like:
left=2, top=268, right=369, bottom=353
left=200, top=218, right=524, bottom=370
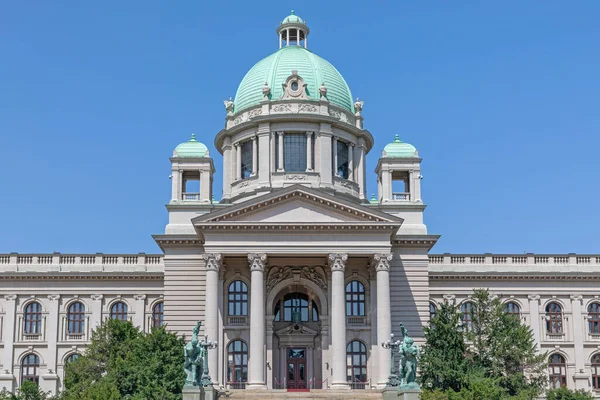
left=4, top=294, right=17, bottom=301
left=248, top=253, right=267, bottom=272
left=47, top=294, right=60, bottom=301
left=133, top=294, right=147, bottom=301
left=251, top=135, right=257, bottom=142
left=372, top=253, right=393, bottom=272
left=306, top=131, right=314, bottom=137
left=202, top=253, right=223, bottom=271
left=91, top=294, right=103, bottom=301
left=234, top=142, right=240, bottom=148
left=570, top=294, right=584, bottom=303
left=277, top=131, right=284, bottom=137
left=443, top=294, right=456, bottom=302
left=527, top=294, right=541, bottom=302
left=328, top=253, right=348, bottom=272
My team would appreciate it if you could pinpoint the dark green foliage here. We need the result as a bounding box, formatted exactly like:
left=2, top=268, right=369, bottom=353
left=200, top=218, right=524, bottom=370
left=546, top=387, right=594, bottom=400
left=60, top=319, right=186, bottom=400
left=0, top=381, right=57, bottom=400
left=420, top=288, right=547, bottom=399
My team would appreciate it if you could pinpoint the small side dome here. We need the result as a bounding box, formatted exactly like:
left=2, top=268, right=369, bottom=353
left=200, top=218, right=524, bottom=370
left=173, top=134, right=209, bottom=158
left=382, top=134, right=418, bottom=158
left=281, top=10, right=304, bottom=24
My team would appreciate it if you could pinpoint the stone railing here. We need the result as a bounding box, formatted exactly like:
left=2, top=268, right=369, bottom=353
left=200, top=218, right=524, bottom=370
left=429, top=254, right=600, bottom=269
left=0, top=253, right=164, bottom=273
left=392, top=192, right=410, bottom=201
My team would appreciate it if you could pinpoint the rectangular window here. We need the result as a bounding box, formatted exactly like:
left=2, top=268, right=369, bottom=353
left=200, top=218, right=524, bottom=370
left=240, top=141, right=253, bottom=179
left=337, top=141, right=349, bottom=179
left=284, top=133, right=307, bottom=172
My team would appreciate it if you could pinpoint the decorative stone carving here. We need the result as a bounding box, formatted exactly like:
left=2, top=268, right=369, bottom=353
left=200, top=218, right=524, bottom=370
left=133, top=294, right=147, bottom=301
left=286, top=174, right=307, bottom=180
left=328, top=109, right=341, bottom=118
left=248, top=253, right=267, bottom=272
left=262, top=82, right=271, bottom=100
left=281, top=70, right=309, bottom=100
left=202, top=254, right=223, bottom=271
left=354, top=97, right=364, bottom=115
left=372, top=253, right=393, bottom=271
left=319, top=82, right=327, bottom=99
left=233, top=115, right=244, bottom=125
left=301, top=266, right=327, bottom=291
left=91, top=294, right=103, bottom=301
left=328, top=253, right=348, bottom=272
left=47, top=294, right=60, bottom=301
left=527, top=294, right=541, bottom=301
left=298, top=103, right=318, bottom=113
left=442, top=294, right=456, bottom=302
left=4, top=294, right=17, bottom=301
left=248, top=108, right=262, bottom=118
left=223, top=97, right=234, bottom=115
left=272, top=104, right=292, bottom=113
left=266, top=266, right=292, bottom=292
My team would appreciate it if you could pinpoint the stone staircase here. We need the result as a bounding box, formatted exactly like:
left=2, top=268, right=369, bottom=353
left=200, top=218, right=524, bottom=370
left=219, top=389, right=384, bottom=400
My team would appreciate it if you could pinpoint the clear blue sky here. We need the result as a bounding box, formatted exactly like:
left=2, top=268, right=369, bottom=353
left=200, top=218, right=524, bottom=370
left=1, top=1, right=599, bottom=254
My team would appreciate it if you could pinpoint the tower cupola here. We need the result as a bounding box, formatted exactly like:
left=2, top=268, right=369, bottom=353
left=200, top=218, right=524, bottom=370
left=170, top=134, right=214, bottom=203
left=276, top=11, right=310, bottom=48
left=376, top=135, right=422, bottom=203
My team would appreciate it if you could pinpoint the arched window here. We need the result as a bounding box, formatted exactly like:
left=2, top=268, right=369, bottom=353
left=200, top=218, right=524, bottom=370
left=227, top=340, right=248, bottom=388
left=21, top=354, right=40, bottom=385
left=588, top=303, right=600, bottom=334
left=545, top=302, right=563, bottom=334
left=429, top=303, right=437, bottom=320
left=274, top=293, right=317, bottom=322
left=548, top=353, right=567, bottom=388
left=228, top=281, right=248, bottom=316
left=345, top=281, right=365, bottom=316
left=504, top=301, right=521, bottom=319
left=65, top=353, right=79, bottom=365
left=152, top=302, right=164, bottom=328
left=24, top=302, right=42, bottom=335
left=110, top=301, right=128, bottom=321
left=592, top=353, right=600, bottom=390
left=461, top=301, right=475, bottom=333
left=67, top=302, right=85, bottom=335
left=346, top=340, right=367, bottom=388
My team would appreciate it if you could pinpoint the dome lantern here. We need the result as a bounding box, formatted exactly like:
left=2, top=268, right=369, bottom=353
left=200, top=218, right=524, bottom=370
left=276, top=11, right=310, bottom=49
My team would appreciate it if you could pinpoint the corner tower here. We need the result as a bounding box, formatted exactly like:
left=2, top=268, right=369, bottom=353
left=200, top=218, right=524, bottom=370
left=215, top=12, right=373, bottom=204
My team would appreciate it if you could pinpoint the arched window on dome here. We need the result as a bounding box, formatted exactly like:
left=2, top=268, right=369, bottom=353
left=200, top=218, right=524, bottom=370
left=588, top=303, right=600, bottom=334
left=545, top=302, right=563, bottom=335
left=504, top=302, right=521, bottom=319
left=592, top=353, right=600, bottom=390
left=67, top=301, right=85, bottom=335
left=336, top=141, right=349, bottom=179
left=110, top=301, right=128, bottom=321
left=240, top=140, right=253, bottom=179
left=283, top=133, right=307, bottom=172
left=21, top=353, right=40, bottom=385
left=548, top=353, right=567, bottom=388
left=24, top=302, right=42, bottom=335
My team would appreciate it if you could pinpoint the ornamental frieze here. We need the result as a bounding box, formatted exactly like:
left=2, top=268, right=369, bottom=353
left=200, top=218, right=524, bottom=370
left=265, top=266, right=292, bottom=292
left=300, top=266, right=328, bottom=291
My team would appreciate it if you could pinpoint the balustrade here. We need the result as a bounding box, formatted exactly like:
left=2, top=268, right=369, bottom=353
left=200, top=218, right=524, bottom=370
left=0, top=253, right=164, bottom=271
left=391, top=192, right=410, bottom=201
left=430, top=254, right=600, bottom=268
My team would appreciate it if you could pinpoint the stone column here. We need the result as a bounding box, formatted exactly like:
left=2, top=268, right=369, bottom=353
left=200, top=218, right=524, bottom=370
left=235, top=143, right=241, bottom=180
left=0, top=294, right=17, bottom=390
left=368, top=268, right=378, bottom=388
left=333, top=137, right=339, bottom=176
left=217, top=266, right=226, bottom=386
left=306, top=132, right=313, bottom=171
left=286, top=29, right=290, bottom=46
left=251, top=136, right=258, bottom=176
left=356, top=138, right=367, bottom=200
left=528, top=295, right=541, bottom=347
left=373, top=254, right=393, bottom=387
left=328, top=253, right=349, bottom=389
left=248, top=253, right=267, bottom=389
left=222, top=136, right=232, bottom=200
left=570, top=295, right=589, bottom=389
left=257, top=127, right=270, bottom=186
left=277, top=132, right=284, bottom=172
left=171, top=169, right=180, bottom=201
left=133, top=294, right=146, bottom=331
left=202, top=253, right=222, bottom=386
left=347, top=143, right=354, bottom=182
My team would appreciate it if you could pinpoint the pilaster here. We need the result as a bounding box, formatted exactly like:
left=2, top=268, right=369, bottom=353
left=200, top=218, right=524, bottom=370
left=90, top=294, right=103, bottom=331
left=570, top=295, right=589, bottom=390
left=0, top=295, right=17, bottom=392
left=41, top=294, right=60, bottom=393
left=133, top=294, right=146, bottom=331
left=527, top=295, right=541, bottom=349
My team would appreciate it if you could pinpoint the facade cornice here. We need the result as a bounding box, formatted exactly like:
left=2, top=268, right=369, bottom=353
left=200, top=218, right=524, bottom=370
left=152, top=234, right=202, bottom=251
left=392, top=235, right=440, bottom=250
left=0, top=273, right=163, bottom=281
left=429, top=273, right=600, bottom=281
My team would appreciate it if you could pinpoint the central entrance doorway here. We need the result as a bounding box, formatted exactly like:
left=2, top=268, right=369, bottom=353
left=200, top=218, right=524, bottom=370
left=286, top=347, right=307, bottom=389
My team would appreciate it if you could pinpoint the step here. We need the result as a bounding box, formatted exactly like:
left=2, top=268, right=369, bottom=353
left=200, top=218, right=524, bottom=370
left=221, top=389, right=384, bottom=399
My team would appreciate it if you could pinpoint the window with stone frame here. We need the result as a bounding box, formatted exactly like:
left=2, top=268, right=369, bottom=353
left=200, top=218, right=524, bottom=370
left=460, top=301, right=475, bottom=333
left=110, top=301, right=128, bottom=321
left=67, top=301, right=85, bottom=334
left=588, top=302, right=600, bottom=334
left=548, top=353, right=567, bottom=388
left=504, top=301, right=521, bottom=319
left=336, top=141, right=349, bottom=179
left=21, top=354, right=40, bottom=385
left=152, top=301, right=164, bottom=328
left=592, top=353, right=600, bottom=390
left=283, top=133, right=307, bottom=172
left=228, top=280, right=248, bottom=316
left=227, top=340, right=248, bottom=387
left=429, top=302, right=437, bottom=321
left=273, top=293, right=317, bottom=322
left=346, top=340, right=367, bottom=387
left=545, top=302, right=563, bottom=335
left=24, top=302, right=42, bottom=335
left=240, top=140, right=253, bottom=179
left=65, top=353, right=79, bottom=365
left=345, top=281, right=365, bottom=316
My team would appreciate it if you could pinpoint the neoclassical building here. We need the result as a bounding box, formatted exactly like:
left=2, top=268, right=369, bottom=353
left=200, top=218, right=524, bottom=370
left=1, top=13, right=599, bottom=397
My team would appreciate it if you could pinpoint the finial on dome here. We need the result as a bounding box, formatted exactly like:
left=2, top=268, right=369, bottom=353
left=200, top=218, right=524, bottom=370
left=291, top=10, right=295, bottom=15
left=190, top=133, right=197, bottom=141
left=394, top=134, right=401, bottom=142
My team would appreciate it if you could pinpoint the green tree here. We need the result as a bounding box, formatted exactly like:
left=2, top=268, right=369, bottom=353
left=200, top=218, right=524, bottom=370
left=0, top=381, right=57, bottom=400
left=546, top=387, right=594, bottom=400
left=61, top=319, right=185, bottom=400
left=419, top=300, right=468, bottom=392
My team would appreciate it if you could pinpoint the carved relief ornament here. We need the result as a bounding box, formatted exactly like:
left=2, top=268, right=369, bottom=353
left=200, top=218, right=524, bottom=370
left=372, top=253, right=393, bottom=272
left=301, top=266, right=328, bottom=291
left=202, top=253, right=223, bottom=271
left=266, top=266, right=292, bottom=292
left=328, top=253, right=348, bottom=272
left=248, top=253, right=267, bottom=272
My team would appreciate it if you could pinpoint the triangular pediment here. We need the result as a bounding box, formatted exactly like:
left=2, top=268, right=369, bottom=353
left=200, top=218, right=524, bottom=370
left=193, top=185, right=402, bottom=225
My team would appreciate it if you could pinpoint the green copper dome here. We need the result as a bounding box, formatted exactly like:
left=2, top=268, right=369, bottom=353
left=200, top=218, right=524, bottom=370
left=173, top=134, right=209, bottom=158
left=383, top=135, right=418, bottom=158
left=234, top=46, right=354, bottom=113
left=282, top=10, right=304, bottom=24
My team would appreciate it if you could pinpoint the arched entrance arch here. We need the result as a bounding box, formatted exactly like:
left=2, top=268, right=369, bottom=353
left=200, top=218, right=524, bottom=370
left=266, top=275, right=328, bottom=389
